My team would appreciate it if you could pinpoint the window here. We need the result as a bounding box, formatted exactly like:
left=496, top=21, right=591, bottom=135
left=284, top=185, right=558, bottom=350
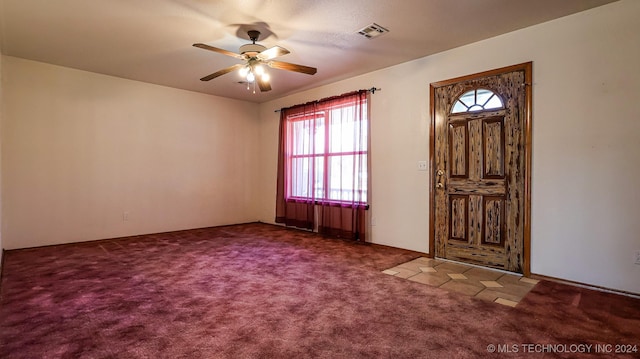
left=276, top=90, right=369, bottom=240
left=451, top=88, right=503, bottom=114
left=286, top=96, right=368, bottom=204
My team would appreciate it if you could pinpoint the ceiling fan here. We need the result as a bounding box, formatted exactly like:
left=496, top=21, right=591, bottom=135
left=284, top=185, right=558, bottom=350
left=193, top=30, right=317, bottom=92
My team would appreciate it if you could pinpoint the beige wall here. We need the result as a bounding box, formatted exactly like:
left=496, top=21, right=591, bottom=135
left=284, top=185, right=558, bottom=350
left=0, top=52, right=3, bottom=265
left=1, top=56, right=260, bottom=249
left=258, top=0, right=640, bottom=294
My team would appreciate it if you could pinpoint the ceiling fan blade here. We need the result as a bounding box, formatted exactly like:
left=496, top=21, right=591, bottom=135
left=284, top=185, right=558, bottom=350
left=193, top=43, right=245, bottom=60
left=257, top=46, right=290, bottom=61
left=267, top=61, right=317, bottom=75
left=257, top=77, right=272, bottom=92
left=199, top=64, right=244, bottom=81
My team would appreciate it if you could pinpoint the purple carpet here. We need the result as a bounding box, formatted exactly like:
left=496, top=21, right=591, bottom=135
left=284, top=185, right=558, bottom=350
left=1, top=223, right=638, bottom=358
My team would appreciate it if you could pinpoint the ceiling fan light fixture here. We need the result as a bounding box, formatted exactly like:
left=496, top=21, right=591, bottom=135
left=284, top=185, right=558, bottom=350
left=254, top=64, right=264, bottom=75
left=246, top=71, right=255, bottom=83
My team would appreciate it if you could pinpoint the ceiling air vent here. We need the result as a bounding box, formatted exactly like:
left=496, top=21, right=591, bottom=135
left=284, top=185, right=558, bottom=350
left=357, top=23, right=389, bottom=39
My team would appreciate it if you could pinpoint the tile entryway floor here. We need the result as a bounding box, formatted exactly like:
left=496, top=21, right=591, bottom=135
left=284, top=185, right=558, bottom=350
left=383, top=257, right=539, bottom=307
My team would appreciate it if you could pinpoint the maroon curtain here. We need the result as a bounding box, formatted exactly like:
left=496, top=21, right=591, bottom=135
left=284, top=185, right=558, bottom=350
left=275, top=104, right=315, bottom=230
left=275, top=90, right=370, bottom=241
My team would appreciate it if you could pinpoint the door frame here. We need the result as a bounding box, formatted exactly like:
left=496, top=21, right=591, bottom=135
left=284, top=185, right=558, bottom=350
left=428, top=62, right=532, bottom=276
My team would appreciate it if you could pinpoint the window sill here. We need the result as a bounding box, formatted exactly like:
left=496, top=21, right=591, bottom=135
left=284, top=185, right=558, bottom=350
left=286, top=198, right=369, bottom=210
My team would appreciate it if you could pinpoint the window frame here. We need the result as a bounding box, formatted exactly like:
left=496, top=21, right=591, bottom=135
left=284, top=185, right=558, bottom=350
left=451, top=87, right=504, bottom=114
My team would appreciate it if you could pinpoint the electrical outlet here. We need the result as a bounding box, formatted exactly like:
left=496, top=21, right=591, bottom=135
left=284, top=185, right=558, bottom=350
left=123, top=211, right=130, bottom=221
left=417, top=160, right=428, bottom=171
left=635, top=250, right=640, bottom=265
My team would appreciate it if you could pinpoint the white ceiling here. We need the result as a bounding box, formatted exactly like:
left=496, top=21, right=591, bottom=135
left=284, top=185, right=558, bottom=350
left=0, top=0, right=617, bottom=103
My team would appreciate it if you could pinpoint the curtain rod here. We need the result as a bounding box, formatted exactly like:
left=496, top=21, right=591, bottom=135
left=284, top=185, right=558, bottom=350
left=274, top=87, right=381, bottom=112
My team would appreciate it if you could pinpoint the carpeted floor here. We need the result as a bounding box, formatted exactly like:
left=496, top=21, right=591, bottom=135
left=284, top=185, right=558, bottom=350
left=1, top=223, right=638, bottom=358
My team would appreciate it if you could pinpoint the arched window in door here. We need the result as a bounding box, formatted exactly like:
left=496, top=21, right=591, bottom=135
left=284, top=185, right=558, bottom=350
left=451, top=88, right=503, bottom=114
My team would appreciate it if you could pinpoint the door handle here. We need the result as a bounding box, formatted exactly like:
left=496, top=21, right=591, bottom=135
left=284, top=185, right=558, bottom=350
left=436, top=169, right=445, bottom=189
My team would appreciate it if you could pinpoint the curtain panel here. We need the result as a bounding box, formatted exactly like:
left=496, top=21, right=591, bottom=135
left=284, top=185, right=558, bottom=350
left=275, top=90, right=370, bottom=241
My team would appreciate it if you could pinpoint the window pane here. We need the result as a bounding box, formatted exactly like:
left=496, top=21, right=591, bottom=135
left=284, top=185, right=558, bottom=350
left=326, top=154, right=367, bottom=203
left=314, top=117, right=325, bottom=154
left=314, top=156, right=324, bottom=199
left=485, top=95, right=503, bottom=109
left=458, top=90, right=475, bottom=107
left=329, top=112, right=347, bottom=153
left=452, top=100, right=467, bottom=113
left=290, top=157, right=312, bottom=197
left=476, top=89, right=493, bottom=106
left=291, top=120, right=310, bottom=155
left=291, top=117, right=325, bottom=155
left=328, top=108, right=367, bottom=153
left=451, top=89, right=503, bottom=114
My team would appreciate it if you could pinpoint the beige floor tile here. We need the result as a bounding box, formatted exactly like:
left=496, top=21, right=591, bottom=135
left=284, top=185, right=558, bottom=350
left=463, top=267, right=504, bottom=281
left=382, top=269, right=399, bottom=275
left=460, top=278, right=486, bottom=289
left=407, top=272, right=451, bottom=287
left=477, top=288, right=525, bottom=303
left=440, top=280, right=484, bottom=296
left=519, top=277, right=539, bottom=285
left=420, top=267, right=437, bottom=273
left=433, top=262, right=473, bottom=274
left=386, top=266, right=419, bottom=279
left=474, top=289, right=501, bottom=302
left=492, top=282, right=534, bottom=298
left=412, top=257, right=439, bottom=266
left=480, top=280, right=503, bottom=288
left=397, top=259, right=432, bottom=272
left=496, top=273, right=523, bottom=284
left=447, top=273, right=468, bottom=280
left=495, top=297, right=519, bottom=307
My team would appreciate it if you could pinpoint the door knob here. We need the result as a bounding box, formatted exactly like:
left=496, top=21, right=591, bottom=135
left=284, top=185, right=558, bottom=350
left=436, top=183, right=444, bottom=188
left=436, top=169, right=444, bottom=176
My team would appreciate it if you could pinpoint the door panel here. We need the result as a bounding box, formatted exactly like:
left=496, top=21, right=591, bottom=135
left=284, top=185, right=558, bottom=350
left=449, top=195, right=468, bottom=240
left=431, top=64, right=530, bottom=273
left=483, top=196, right=505, bottom=246
left=483, top=118, right=505, bottom=179
left=449, top=123, right=468, bottom=178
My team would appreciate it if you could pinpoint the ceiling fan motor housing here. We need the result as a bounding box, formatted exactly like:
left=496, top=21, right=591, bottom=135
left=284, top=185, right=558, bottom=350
left=239, top=43, right=267, bottom=56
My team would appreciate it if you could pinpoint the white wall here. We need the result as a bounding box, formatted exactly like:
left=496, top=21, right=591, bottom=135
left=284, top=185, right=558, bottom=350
left=258, top=0, right=640, bottom=294
left=1, top=56, right=260, bottom=249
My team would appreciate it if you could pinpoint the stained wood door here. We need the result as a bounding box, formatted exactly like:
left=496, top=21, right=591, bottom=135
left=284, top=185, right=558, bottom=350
left=430, top=63, right=531, bottom=274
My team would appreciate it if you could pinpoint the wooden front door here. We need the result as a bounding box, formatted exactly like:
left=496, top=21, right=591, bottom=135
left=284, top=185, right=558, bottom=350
left=430, top=63, right=531, bottom=274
